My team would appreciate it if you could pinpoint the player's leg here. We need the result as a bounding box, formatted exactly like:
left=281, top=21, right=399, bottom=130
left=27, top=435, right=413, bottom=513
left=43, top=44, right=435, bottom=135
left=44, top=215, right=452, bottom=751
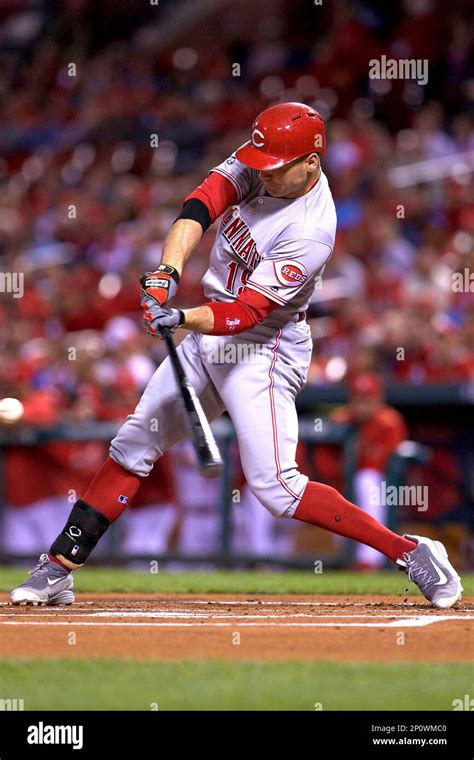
left=233, top=484, right=279, bottom=557
left=209, top=329, right=462, bottom=609
left=294, top=484, right=463, bottom=608
left=206, top=329, right=311, bottom=521
left=10, top=334, right=224, bottom=605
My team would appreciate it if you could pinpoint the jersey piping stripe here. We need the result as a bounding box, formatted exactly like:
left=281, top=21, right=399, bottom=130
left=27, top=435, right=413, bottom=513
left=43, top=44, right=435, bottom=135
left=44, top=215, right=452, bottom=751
left=210, top=168, right=243, bottom=200
left=246, top=280, right=288, bottom=306
left=268, top=329, right=302, bottom=503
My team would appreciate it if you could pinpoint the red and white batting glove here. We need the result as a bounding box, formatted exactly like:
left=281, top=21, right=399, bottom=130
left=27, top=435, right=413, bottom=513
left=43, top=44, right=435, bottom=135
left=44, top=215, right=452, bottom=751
left=139, top=264, right=180, bottom=306
left=141, top=294, right=184, bottom=336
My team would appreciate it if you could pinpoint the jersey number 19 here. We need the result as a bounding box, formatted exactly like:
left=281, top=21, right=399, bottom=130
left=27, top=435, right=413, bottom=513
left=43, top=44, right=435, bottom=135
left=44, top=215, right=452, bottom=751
left=225, top=261, right=251, bottom=296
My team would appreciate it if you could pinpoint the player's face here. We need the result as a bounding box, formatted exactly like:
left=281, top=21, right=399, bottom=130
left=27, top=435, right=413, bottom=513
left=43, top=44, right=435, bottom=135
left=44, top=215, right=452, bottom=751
left=259, top=153, right=320, bottom=199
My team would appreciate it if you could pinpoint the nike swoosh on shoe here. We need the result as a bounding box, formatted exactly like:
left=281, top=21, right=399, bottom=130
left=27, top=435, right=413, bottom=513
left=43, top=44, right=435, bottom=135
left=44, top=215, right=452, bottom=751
left=47, top=577, right=65, bottom=586
left=428, top=556, right=448, bottom=586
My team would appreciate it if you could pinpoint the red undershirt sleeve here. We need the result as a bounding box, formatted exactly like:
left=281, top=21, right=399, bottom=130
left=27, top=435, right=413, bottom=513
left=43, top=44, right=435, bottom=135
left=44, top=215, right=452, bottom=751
left=184, top=172, right=239, bottom=223
left=204, top=287, right=279, bottom=335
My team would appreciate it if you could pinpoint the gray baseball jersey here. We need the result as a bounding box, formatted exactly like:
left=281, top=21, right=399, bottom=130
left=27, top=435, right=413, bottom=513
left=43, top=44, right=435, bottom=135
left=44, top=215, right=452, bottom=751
left=204, top=154, right=335, bottom=315
left=111, top=153, right=337, bottom=518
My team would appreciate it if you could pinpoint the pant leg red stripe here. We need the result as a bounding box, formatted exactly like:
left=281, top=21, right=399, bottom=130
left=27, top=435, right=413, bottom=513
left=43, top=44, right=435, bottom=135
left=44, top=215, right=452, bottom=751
left=268, top=330, right=301, bottom=502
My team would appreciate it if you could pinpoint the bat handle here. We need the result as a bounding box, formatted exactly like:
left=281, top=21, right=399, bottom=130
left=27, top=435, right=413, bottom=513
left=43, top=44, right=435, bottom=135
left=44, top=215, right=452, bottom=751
left=159, top=325, right=173, bottom=344
left=159, top=327, right=186, bottom=383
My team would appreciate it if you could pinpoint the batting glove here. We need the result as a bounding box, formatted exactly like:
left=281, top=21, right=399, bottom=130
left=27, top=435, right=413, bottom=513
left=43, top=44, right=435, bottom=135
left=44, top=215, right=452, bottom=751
left=139, top=264, right=180, bottom=306
left=141, top=294, right=184, bottom=336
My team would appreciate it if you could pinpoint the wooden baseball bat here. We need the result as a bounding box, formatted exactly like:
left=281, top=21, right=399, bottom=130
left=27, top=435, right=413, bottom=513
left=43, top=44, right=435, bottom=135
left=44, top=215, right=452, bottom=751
left=160, top=326, right=223, bottom=478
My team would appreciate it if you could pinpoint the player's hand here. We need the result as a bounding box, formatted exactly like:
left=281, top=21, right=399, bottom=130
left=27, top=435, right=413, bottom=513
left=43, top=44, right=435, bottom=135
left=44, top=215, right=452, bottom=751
left=141, top=294, right=184, bottom=336
left=139, top=264, right=180, bottom=306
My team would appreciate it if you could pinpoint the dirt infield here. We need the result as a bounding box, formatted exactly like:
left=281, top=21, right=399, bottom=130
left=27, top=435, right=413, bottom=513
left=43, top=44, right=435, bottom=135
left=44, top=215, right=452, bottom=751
left=1, top=593, right=473, bottom=662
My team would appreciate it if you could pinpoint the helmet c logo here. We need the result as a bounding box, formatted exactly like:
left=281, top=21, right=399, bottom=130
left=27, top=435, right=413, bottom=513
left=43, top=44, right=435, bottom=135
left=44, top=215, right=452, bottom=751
left=251, top=128, right=265, bottom=148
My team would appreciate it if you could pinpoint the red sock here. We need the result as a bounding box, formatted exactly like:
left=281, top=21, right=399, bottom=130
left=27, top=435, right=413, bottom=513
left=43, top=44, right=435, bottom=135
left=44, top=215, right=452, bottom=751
left=48, top=555, right=70, bottom=570
left=293, top=481, right=417, bottom=563
left=82, top=456, right=143, bottom=523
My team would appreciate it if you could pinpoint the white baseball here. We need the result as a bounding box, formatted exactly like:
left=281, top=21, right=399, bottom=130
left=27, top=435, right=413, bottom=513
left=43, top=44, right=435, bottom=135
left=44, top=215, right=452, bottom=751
left=0, top=397, right=25, bottom=423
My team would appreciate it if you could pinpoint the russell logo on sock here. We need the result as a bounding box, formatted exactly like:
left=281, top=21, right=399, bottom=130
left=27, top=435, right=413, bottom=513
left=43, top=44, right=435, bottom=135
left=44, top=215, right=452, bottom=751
left=117, top=495, right=129, bottom=505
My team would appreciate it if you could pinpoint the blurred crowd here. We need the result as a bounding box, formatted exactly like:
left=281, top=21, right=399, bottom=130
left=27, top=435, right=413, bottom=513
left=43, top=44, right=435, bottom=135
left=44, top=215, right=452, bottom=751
left=0, top=0, right=473, bottom=418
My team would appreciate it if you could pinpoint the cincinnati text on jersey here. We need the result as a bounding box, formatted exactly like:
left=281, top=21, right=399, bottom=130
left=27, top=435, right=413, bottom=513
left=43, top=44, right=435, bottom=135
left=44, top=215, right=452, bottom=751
left=221, top=207, right=262, bottom=271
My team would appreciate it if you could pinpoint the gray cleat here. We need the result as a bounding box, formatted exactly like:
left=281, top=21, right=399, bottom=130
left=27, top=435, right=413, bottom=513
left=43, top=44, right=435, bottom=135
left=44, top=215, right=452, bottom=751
left=10, top=554, right=74, bottom=606
left=397, top=534, right=463, bottom=609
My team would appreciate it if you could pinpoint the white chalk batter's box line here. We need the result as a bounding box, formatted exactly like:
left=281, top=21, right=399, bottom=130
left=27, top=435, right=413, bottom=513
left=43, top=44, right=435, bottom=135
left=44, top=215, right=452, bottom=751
left=2, top=611, right=474, bottom=620
left=0, top=615, right=472, bottom=628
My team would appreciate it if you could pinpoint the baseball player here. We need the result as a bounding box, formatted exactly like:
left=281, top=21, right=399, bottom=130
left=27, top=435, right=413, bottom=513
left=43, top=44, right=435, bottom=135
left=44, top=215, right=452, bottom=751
left=11, top=103, right=463, bottom=609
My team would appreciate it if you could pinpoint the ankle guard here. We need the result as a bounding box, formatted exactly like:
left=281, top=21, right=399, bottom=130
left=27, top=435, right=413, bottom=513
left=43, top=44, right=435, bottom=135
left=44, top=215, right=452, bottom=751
left=50, top=500, right=110, bottom=564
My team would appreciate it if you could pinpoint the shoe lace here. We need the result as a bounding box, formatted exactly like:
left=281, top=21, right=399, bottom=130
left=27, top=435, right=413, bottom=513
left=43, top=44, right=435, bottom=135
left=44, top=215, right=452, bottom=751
left=28, top=553, right=50, bottom=576
left=405, top=554, right=438, bottom=590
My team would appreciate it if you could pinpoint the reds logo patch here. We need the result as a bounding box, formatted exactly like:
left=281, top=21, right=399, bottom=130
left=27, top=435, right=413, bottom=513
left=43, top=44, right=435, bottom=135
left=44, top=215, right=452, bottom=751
left=273, top=260, right=309, bottom=287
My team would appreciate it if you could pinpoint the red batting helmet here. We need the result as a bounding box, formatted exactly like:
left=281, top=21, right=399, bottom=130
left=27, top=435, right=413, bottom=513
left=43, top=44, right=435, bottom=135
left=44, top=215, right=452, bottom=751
left=235, top=102, right=326, bottom=171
